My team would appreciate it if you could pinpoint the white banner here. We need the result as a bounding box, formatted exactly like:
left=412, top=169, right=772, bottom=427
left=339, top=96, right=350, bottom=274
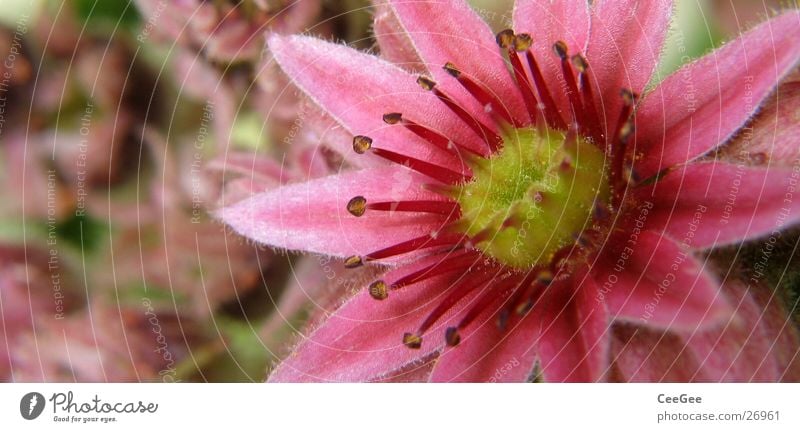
left=0, top=384, right=797, bottom=431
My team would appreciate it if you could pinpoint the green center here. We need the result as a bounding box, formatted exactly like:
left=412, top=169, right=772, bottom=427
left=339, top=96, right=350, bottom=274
left=454, top=127, right=609, bottom=269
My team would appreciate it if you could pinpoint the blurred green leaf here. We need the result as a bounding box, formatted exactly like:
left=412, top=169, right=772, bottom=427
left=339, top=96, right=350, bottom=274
left=54, top=213, right=106, bottom=253
left=73, top=0, right=140, bottom=29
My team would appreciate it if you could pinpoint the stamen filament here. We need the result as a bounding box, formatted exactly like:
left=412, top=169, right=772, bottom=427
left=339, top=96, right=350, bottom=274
left=443, top=62, right=517, bottom=127
left=384, top=112, right=487, bottom=158
left=391, top=250, right=480, bottom=290
left=553, top=41, right=585, bottom=130
left=371, top=147, right=468, bottom=184
left=367, top=200, right=461, bottom=217
left=364, top=232, right=464, bottom=261
left=497, top=30, right=537, bottom=125
left=415, top=272, right=496, bottom=338
left=571, top=55, right=602, bottom=140
left=523, top=49, right=567, bottom=130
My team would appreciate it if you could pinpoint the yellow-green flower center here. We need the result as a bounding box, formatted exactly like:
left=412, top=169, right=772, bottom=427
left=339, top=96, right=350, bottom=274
left=454, top=127, right=609, bottom=269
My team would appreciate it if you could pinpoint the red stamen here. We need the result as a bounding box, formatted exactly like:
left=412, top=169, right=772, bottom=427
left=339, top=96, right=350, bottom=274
left=453, top=274, right=522, bottom=334
left=610, top=89, right=637, bottom=150
left=443, top=62, right=517, bottom=127
left=553, top=41, right=584, bottom=130
left=610, top=89, right=638, bottom=202
left=523, top=49, right=567, bottom=130
left=417, top=76, right=503, bottom=152
left=391, top=250, right=480, bottom=289
left=367, top=200, right=461, bottom=217
left=371, top=147, right=468, bottom=184
left=416, top=271, right=497, bottom=336
left=384, top=112, right=488, bottom=158
left=365, top=232, right=464, bottom=261
left=497, top=30, right=537, bottom=125
left=513, top=269, right=553, bottom=315
left=572, top=55, right=603, bottom=141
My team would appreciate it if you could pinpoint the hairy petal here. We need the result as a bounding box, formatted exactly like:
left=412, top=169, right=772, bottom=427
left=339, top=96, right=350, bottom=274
left=635, top=11, right=800, bottom=179
left=635, top=162, right=800, bottom=249
left=388, top=0, right=527, bottom=125
left=720, top=80, right=800, bottom=166
left=684, top=282, right=782, bottom=381
left=610, top=282, right=800, bottom=382
left=513, top=0, right=591, bottom=120
left=217, top=166, right=449, bottom=257
left=429, top=293, right=538, bottom=382
left=610, top=325, right=701, bottom=381
left=597, top=230, right=730, bottom=330
left=267, top=256, right=482, bottom=382
left=267, top=34, right=486, bottom=168
left=587, top=0, right=673, bottom=139
left=537, top=274, right=611, bottom=382
left=372, top=1, right=426, bottom=72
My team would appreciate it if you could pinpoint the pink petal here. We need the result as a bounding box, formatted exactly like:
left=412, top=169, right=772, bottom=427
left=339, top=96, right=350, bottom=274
left=610, top=325, right=703, bottom=381
left=372, top=1, right=425, bottom=72
left=722, top=80, right=800, bottom=165
left=635, top=162, right=800, bottom=249
left=683, top=282, right=782, bottom=382
left=267, top=255, right=481, bottom=382
left=267, top=34, right=487, bottom=168
left=387, top=0, right=527, bottom=125
left=217, top=166, right=450, bottom=257
left=586, top=0, right=672, bottom=140
left=513, top=0, right=590, bottom=121
left=369, top=353, right=437, bottom=382
left=537, top=273, right=611, bottom=382
left=611, top=281, right=800, bottom=382
left=596, top=230, right=730, bottom=330
left=204, top=21, right=262, bottom=63
left=207, top=152, right=289, bottom=185
left=635, top=11, right=800, bottom=179
left=429, top=295, right=539, bottom=382
left=747, top=283, right=800, bottom=381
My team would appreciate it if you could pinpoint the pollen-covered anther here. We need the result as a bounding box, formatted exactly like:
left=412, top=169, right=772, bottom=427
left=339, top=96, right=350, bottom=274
left=369, top=280, right=389, bottom=300
left=443, top=62, right=461, bottom=78
left=352, top=135, right=373, bottom=154
left=571, top=54, right=589, bottom=73
left=442, top=60, right=515, bottom=125
left=619, top=120, right=635, bottom=144
left=403, top=332, right=422, bottom=349
left=536, top=270, right=554, bottom=286
left=593, top=203, right=611, bottom=221
left=382, top=112, right=402, bottom=125
left=344, top=255, right=364, bottom=269
left=553, top=41, right=569, bottom=60
left=445, top=327, right=461, bottom=347
left=620, top=88, right=638, bottom=107
left=347, top=196, right=367, bottom=217
left=513, top=33, right=532, bottom=52
left=496, top=309, right=510, bottom=330
left=416, top=76, right=436, bottom=91
left=515, top=299, right=533, bottom=315
left=574, top=231, right=592, bottom=248
left=495, top=29, right=515, bottom=49
left=623, top=162, right=640, bottom=185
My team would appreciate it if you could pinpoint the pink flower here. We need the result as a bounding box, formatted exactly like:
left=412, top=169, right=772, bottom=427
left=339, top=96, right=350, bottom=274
left=220, top=0, right=800, bottom=382
left=134, top=0, right=321, bottom=63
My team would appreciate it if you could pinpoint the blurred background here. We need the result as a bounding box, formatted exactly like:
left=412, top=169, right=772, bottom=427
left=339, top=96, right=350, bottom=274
left=0, top=0, right=797, bottom=382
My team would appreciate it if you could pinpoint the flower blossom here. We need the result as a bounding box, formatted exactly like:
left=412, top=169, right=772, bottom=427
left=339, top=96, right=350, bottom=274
left=221, top=0, right=800, bottom=382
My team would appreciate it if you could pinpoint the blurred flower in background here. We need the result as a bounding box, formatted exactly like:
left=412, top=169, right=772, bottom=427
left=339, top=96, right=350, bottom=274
left=0, top=0, right=799, bottom=383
